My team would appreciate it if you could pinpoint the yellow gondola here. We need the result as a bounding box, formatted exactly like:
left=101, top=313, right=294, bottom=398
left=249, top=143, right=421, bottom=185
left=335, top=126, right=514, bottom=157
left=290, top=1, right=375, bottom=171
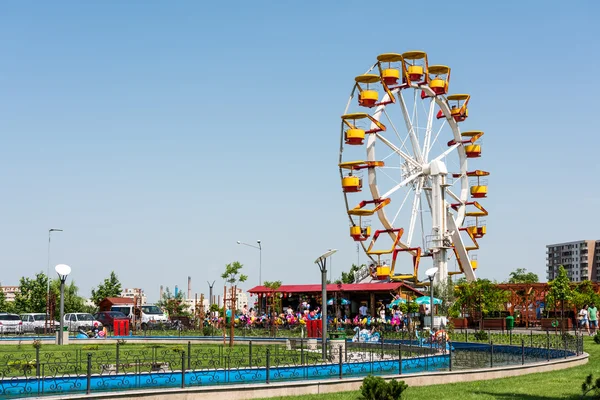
left=377, top=53, right=404, bottom=86
left=401, top=51, right=428, bottom=84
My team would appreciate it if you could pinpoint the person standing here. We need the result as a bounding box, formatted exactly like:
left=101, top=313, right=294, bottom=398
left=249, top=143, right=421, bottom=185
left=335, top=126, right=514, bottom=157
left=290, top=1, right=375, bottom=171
left=589, top=303, right=598, bottom=335
left=579, top=305, right=590, bottom=335
left=359, top=302, right=368, bottom=317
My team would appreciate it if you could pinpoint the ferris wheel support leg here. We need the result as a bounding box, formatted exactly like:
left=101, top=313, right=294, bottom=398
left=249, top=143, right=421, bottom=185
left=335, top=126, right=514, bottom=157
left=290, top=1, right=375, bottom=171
left=447, top=213, right=476, bottom=282
left=429, top=161, right=449, bottom=284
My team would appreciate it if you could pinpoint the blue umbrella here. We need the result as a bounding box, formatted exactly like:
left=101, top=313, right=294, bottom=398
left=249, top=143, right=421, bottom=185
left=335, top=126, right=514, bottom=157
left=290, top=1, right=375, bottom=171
left=327, top=298, right=350, bottom=306
left=387, top=298, right=407, bottom=308
left=415, top=296, right=442, bottom=305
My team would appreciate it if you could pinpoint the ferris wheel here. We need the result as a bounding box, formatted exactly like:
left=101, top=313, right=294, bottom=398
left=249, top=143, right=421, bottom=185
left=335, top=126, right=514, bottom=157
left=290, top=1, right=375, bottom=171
left=339, top=51, right=488, bottom=285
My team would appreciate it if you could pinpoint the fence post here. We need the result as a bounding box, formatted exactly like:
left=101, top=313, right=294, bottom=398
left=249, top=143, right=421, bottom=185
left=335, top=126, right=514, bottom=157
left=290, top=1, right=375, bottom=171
left=116, top=342, right=120, bottom=374
left=181, top=351, right=186, bottom=388
left=398, top=343, right=402, bottom=375
left=465, top=329, right=468, bottom=343
left=530, top=330, right=533, bottom=348
left=448, top=341, right=452, bottom=371
left=509, top=329, right=512, bottom=345
left=490, top=340, right=494, bottom=368
left=564, top=335, right=568, bottom=359
left=187, top=341, right=191, bottom=370
left=249, top=341, right=253, bottom=366
left=338, top=345, right=343, bottom=379
left=266, top=348, right=271, bottom=384
left=546, top=334, right=550, bottom=361
left=300, top=339, right=305, bottom=365
left=86, top=353, right=92, bottom=395
left=521, top=339, right=525, bottom=365
left=35, top=345, right=40, bottom=378
left=381, top=340, right=384, bottom=359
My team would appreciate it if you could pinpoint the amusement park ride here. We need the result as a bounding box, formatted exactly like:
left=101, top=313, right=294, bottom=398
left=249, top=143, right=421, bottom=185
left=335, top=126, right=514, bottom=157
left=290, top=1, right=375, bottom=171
left=339, top=51, right=488, bottom=286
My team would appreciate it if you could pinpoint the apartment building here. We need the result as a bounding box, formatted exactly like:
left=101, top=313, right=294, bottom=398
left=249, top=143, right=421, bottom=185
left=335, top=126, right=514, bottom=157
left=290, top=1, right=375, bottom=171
left=546, top=240, right=600, bottom=282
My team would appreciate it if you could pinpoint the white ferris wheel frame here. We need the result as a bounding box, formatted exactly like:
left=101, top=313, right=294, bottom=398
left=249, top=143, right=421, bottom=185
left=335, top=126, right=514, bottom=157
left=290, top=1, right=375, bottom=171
left=340, top=62, right=476, bottom=284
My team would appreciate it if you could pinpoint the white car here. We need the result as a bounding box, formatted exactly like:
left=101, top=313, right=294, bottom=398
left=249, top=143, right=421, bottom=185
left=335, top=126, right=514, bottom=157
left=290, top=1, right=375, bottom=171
left=0, top=313, right=23, bottom=334
left=20, top=313, right=60, bottom=333
left=63, top=313, right=103, bottom=332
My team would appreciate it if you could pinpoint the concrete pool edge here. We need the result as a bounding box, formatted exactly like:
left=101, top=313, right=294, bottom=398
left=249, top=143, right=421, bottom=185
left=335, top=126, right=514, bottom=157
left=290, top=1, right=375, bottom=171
left=37, top=352, right=588, bottom=400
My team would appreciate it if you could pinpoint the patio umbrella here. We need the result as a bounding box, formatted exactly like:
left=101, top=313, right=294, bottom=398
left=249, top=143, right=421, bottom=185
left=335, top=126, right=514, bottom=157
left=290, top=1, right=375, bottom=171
left=327, top=298, right=350, bottom=306
left=387, top=298, right=406, bottom=308
left=415, top=296, right=442, bottom=305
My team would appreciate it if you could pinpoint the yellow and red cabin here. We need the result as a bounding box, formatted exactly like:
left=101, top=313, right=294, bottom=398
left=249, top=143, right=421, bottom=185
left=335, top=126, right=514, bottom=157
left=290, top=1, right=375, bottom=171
left=355, top=74, right=381, bottom=108
left=350, top=225, right=371, bottom=241
left=470, top=184, right=487, bottom=198
left=376, top=264, right=391, bottom=280
left=460, top=131, right=484, bottom=158
left=342, top=175, right=362, bottom=193
left=448, top=94, right=470, bottom=122
left=402, top=51, right=428, bottom=84
left=427, top=65, right=450, bottom=95
left=341, top=113, right=386, bottom=135
left=471, top=259, right=478, bottom=270
left=377, top=53, right=404, bottom=86
left=345, top=128, right=365, bottom=145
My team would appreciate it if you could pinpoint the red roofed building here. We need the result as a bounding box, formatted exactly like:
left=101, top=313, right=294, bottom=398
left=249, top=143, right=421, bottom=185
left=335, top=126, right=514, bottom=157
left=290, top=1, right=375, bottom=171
left=248, top=282, right=423, bottom=317
left=98, top=297, right=135, bottom=312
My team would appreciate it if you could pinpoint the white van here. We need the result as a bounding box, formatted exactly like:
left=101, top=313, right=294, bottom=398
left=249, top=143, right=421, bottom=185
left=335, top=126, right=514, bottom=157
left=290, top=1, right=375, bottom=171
left=110, top=304, right=168, bottom=330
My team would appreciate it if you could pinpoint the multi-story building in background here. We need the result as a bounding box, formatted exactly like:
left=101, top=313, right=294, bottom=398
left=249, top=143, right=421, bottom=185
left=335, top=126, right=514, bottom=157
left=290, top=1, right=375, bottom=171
left=546, top=240, right=600, bottom=282
left=0, top=285, right=20, bottom=302
left=121, top=288, right=147, bottom=305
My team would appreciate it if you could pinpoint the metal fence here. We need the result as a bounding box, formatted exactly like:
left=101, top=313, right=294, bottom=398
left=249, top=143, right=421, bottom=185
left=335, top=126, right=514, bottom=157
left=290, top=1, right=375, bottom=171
left=0, top=331, right=582, bottom=399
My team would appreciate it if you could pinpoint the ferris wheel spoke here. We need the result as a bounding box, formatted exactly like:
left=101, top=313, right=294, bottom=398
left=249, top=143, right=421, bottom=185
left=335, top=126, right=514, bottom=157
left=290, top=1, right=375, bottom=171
left=379, top=170, right=422, bottom=200
left=430, top=143, right=460, bottom=164
left=390, top=186, right=414, bottom=226
left=382, top=108, right=412, bottom=156
left=406, top=177, right=424, bottom=247
left=398, top=91, right=424, bottom=163
left=423, top=100, right=436, bottom=162
left=425, top=119, right=447, bottom=161
left=445, top=188, right=462, bottom=204
left=375, top=133, right=421, bottom=170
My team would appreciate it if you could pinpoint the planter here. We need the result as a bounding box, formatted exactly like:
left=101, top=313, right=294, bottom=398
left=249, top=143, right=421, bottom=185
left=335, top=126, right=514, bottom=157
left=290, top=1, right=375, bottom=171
left=450, top=317, right=468, bottom=328
left=540, top=318, right=572, bottom=330
left=482, top=318, right=506, bottom=330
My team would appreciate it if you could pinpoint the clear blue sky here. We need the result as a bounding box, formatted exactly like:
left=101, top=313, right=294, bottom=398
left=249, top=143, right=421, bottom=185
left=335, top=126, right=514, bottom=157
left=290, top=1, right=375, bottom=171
left=1, top=1, right=598, bottom=302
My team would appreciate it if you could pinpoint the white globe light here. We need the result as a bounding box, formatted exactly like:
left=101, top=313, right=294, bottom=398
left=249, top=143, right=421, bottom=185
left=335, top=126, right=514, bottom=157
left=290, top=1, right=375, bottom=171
left=55, top=264, right=71, bottom=277
left=425, top=267, right=439, bottom=278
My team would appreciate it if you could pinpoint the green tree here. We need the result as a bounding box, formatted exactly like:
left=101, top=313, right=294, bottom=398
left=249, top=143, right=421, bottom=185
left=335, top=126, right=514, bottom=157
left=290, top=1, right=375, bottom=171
left=572, top=280, right=598, bottom=309
left=90, top=271, right=123, bottom=306
left=546, top=265, right=573, bottom=330
left=0, top=289, right=14, bottom=313
left=221, top=261, right=247, bottom=347
left=433, top=277, right=455, bottom=317
left=453, top=279, right=509, bottom=327
left=508, top=268, right=539, bottom=284
left=50, top=279, right=85, bottom=314
left=336, top=263, right=364, bottom=284
left=156, top=287, right=189, bottom=317
left=14, top=272, right=48, bottom=314
left=263, top=280, right=282, bottom=314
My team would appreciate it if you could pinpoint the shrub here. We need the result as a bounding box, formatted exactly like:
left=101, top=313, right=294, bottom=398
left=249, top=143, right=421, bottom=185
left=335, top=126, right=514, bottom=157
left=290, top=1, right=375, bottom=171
left=117, top=339, right=127, bottom=346
left=474, top=330, right=489, bottom=341
left=32, top=340, right=42, bottom=350
left=594, top=334, right=600, bottom=345
left=82, top=345, right=99, bottom=351
left=360, top=375, right=408, bottom=400
left=582, top=374, right=600, bottom=398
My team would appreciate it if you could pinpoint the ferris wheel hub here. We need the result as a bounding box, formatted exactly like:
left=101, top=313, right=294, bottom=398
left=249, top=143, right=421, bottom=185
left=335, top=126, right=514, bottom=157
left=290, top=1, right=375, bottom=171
left=422, top=159, right=448, bottom=176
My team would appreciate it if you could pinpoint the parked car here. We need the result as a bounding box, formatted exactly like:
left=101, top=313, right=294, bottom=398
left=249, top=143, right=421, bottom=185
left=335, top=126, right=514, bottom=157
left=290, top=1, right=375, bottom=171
left=63, top=313, right=102, bottom=332
left=0, top=313, right=23, bottom=334
left=20, top=313, right=60, bottom=333
left=93, top=311, right=128, bottom=330
left=110, top=304, right=168, bottom=330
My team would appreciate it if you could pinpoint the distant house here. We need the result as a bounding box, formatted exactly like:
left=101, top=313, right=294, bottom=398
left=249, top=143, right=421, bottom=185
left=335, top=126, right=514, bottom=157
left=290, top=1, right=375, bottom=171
left=98, top=297, right=134, bottom=312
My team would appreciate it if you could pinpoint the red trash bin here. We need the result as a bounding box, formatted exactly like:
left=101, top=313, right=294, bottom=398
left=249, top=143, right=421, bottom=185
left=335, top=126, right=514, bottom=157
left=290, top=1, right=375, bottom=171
left=113, top=319, right=130, bottom=336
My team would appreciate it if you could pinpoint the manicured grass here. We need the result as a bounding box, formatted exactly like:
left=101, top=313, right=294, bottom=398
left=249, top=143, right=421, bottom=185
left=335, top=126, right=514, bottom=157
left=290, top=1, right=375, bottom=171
left=258, top=337, right=597, bottom=400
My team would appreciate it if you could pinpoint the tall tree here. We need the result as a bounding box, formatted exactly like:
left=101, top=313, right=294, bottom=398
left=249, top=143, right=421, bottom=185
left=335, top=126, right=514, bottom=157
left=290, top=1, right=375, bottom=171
left=156, top=287, right=188, bottom=317
left=221, top=261, right=247, bottom=347
left=90, top=271, right=123, bottom=305
left=263, top=280, right=282, bottom=314
left=14, top=272, right=48, bottom=313
left=50, top=279, right=85, bottom=314
left=453, top=279, right=509, bottom=327
left=508, top=268, right=539, bottom=284
left=0, top=289, right=14, bottom=313
left=546, top=265, right=573, bottom=331
left=336, top=264, right=364, bottom=284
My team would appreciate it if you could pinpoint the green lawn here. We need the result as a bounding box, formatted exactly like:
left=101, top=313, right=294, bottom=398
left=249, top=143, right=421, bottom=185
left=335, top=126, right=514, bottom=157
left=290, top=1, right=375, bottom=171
left=258, top=337, right=597, bottom=400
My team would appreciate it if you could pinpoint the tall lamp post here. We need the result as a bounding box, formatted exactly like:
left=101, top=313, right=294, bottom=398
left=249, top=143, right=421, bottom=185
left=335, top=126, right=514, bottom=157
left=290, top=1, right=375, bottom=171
left=314, top=249, right=337, bottom=361
left=207, top=280, right=215, bottom=314
left=46, top=229, right=63, bottom=333
left=237, top=240, right=262, bottom=286
left=55, top=264, right=71, bottom=345
left=425, top=267, right=438, bottom=328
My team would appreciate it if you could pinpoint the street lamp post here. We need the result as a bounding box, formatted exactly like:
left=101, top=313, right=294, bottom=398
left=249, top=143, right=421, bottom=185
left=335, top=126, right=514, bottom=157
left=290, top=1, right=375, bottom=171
left=425, top=267, right=438, bottom=328
left=237, top=240, right=262, bottom=286
left=46, top=229, right=63, bottom=333
left=315, top=249, right=337, bottom=361
left=55, top=264, right=71, bottom=345
left=207, top=280, right=215, bottom=314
